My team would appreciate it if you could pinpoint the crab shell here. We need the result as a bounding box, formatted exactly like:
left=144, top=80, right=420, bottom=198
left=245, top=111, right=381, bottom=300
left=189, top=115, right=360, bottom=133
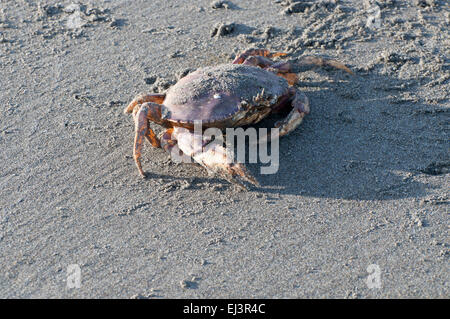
left=160, top=63, right=290, bottom=128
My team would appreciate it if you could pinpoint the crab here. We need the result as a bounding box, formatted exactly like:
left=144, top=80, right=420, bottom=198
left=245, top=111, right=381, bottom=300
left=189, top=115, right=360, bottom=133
left=125, top=48, right=352, bottom=188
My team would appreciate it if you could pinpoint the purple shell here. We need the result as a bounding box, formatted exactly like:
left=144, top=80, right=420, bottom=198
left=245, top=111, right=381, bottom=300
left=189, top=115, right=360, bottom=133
left=162, top=63, right=289, bottom=124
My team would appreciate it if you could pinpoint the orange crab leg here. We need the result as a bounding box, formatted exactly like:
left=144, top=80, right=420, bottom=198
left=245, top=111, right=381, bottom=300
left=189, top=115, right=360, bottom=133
left=160, top=128, right=193, bottom=164
left=274, top=88, right=310, bottom=137
left=232, top=48, right=287, bottom=65
left=276, top=72, right=298, bottom=85
left=124, top=93, right=165, bottom=114
left=133, top=102, right=162, bottom=177
left=257, top=87, right=310, bottom=144
left=298, top=56, right=354, bottom=75
left=241, top=55, right=299, bottom=85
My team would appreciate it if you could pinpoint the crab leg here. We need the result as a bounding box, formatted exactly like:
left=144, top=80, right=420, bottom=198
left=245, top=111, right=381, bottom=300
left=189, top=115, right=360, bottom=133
left=257, top=87, right=310, bottom=144
left=160, top=128, right=192, bottom=164
left=124, top=93, right=165, bottom=114
left=232, top=48, right=287, bottom=65
left=172, top=127, right=259, bottom=189
left=241, top=55, right=292, bottom=72
left=242, top=55, right=299, bottom=85
left=297, top=56, right=354, bottom=74
left=133, top=103, right=162, bottom=177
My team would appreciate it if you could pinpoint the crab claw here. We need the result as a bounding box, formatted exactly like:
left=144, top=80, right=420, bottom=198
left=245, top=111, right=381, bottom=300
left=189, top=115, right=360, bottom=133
left=197, top=153, right=260, bottom=190
left=228, top=163, right=261, bottom=189
left=199, top=155, right=261, bottom=190
left=173, top=128, right=259, bottom=189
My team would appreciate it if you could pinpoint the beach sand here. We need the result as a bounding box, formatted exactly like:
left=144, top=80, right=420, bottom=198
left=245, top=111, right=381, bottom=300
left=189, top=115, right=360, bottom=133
left=0, top=0, right=448, bottom=298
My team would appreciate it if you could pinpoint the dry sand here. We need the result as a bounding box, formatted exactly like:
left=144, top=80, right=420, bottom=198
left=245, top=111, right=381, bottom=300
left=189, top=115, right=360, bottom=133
left=0, top=0, right=448, bottom=298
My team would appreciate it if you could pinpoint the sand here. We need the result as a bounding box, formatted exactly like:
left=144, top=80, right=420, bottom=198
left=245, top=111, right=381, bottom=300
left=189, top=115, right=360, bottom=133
left=0, top=0, right=448, bottom=298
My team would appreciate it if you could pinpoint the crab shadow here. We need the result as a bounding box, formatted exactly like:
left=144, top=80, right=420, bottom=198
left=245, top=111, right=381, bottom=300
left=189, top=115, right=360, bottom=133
left=245, top=70, right=447, bottom=200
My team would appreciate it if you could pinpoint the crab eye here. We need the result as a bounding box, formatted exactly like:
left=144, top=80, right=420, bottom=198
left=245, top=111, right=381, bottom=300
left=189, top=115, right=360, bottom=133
left=213, top=94, right=222, bottom=99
